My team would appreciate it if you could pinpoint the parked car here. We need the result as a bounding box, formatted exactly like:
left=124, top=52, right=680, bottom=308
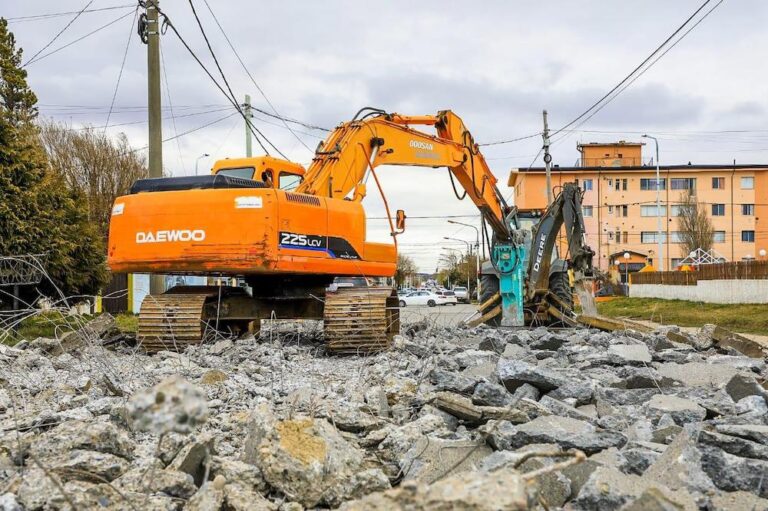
left=398, top=290, right=455, bottom=307
left=434, top=290, right=458, bottom=305
left=452, top=286, right=469, bottom=303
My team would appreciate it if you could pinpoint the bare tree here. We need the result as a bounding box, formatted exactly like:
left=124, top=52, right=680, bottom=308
left=677, top=190, right=714, bottom=256
left=395, top=253, right=417, bottom=287
left=39, top=121, right=148, bottom=238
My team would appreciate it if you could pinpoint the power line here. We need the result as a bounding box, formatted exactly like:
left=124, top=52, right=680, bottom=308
left=22, top=0, right=94, bottom=67
left=7, top=5, right=134, bottom=23
left=553, top=0, right=725, bottom=147
left=24, top=9, right=136, bottom=67
left=551, top=0, right=716, bottom=139
left=200, top=0, right=322, bottom=151
left=104, top=8, right=138, bottom=132
left=160, top=42, right=186, bottom=173
left=185, top=0, right=285, bottom=157
left=478, top=132, right=542, bottom=147
left=156, top=3, right=283, bottom=158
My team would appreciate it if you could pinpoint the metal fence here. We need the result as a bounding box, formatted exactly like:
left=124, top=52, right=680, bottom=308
left=102, top=273, right=129, bottom=314
left=631, top=260, right=768, bottom=285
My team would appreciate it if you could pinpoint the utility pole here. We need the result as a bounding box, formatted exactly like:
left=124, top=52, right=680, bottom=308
left=244, top=94, right=253, bottom=157
left=542, top=110, right=553, bottom=205
left=145, top=0, right=164, bottom=295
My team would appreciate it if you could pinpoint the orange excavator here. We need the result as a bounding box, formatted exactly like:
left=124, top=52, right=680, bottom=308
left=108, top=108, right=594, bottom=352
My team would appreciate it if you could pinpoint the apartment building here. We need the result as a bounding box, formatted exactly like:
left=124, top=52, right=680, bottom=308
left=509, top=141, right=768, bottom=272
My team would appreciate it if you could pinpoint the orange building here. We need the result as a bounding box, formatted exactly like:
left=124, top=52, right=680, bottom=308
left=509, top=142, right=768, bottom=272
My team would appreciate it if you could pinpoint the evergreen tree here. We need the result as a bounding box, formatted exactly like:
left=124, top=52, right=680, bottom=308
left=0, top=19, right=107, bottom=302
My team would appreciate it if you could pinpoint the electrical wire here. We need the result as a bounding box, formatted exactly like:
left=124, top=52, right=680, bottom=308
left=552, top=0, right=725, bottom=148
left=157, top=3, right=283, bottom=157
left=22, top=0, right=94, bottom=67
left=200, top=0, right=322, bottom=151
left=104, top=7, right=139, bottom=133
left=550, top=0, right=715, bottom=139
left=7, top=5, right=134, bottom=23
left=160, top=42, right=186, bottom=173
left=478, top=132, right=542, bottom=147
left=23, top=9, right=136, bottom=67
left=185, top=0, right=288, bottom=158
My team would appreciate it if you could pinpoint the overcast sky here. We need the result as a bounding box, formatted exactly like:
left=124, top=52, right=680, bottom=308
left=4, top=1, right=767, bottom=272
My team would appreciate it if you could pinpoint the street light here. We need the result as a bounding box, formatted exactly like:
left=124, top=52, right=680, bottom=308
left=642, top=134, right=663, bottom=271
left=448, top=219, right=482, bottom=301
left=623, top=252, right=630, bottom=287
left=195, top=153, right=210, bottom=175
left=444, top=237, right=472, bottom=293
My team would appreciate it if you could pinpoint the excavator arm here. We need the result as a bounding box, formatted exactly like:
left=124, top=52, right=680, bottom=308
left=296, top=109, right=511, bottom=239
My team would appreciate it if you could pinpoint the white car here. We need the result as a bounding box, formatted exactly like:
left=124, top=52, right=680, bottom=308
left=452, top=286, right=469, bottom=303
left=398, top=290, right=454, bottom=307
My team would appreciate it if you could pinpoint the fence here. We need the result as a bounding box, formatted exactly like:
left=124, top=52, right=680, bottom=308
left=631, top=271, right=697, bottom=286
left=631, top=260, right=768, bottom=286
left=629, top=260, right=768, bottom=303
left=101, top=273, right=129, bottom=314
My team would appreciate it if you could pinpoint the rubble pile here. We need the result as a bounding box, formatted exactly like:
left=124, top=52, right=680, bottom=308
left=0, top=320, right=767, bottom=510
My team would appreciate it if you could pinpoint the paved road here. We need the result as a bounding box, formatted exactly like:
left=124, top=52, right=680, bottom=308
left=398, top=303, right=478, bottom=328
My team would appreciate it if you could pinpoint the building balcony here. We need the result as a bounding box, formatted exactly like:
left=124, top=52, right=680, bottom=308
left=576, top=157, right=654, bottom=167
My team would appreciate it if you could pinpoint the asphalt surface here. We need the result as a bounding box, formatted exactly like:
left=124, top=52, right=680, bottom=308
left=398, top=303, right=478, bottom=328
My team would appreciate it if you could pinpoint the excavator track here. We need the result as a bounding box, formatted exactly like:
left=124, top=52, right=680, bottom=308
left=137, top=292, right=213, bottom=353
left=324, top=287, right=400, bottom=354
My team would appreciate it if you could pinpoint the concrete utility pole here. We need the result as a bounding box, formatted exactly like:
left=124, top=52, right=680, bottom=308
left=244, top=94, right=253, bottom=157
left=642, top=134, right=664, bottom=271
left=542, top=110, right=553, bottom=205
left=145, top=0, right=164, bottom=295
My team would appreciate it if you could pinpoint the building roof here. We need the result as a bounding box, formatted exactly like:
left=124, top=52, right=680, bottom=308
left=577, top=141, right=644, bottom=148
left=516, top=163, right=768, bottom=173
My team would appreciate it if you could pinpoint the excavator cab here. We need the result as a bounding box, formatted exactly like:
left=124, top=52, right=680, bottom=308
left=212, top=156, right=306, bottom=191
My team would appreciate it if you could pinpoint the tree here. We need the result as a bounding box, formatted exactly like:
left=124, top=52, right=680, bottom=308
left=677, top=190, right=714, bottom=256
left=0, top=19, right=107, bottom=302
left=394, top=253, right=417, bottom=288
left=39, top=121, right=148, bottom=238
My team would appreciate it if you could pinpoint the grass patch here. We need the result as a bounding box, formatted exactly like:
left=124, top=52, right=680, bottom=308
left=2, top=312, right=94, bottom=345
left=597, top=297, right=768, bottom=335
left=115, top=313, right=138, bottom=333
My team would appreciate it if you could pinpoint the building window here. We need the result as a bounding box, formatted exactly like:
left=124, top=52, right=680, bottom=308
left=615, top=230, right=622, bottom=243
left=641, top=232, right=666, bottom=243
left=640, top=178, right=666, bottom=190
left=670, top=232, right=685, bottom=243
left=711, top=204, right=725, bottom=216
left=623, top=231, right=628, bottom=243
left=714, top=231, right=726, bottom=243
left=670, top=205, right=684, bottom=217
left=742, top=204, right=755, bottom=215
left=671, top=258, right=684, bottom=268
left=742, top=230, right=755, bottom=242
left=607, top=178, right=613, bottom=187
left=582, top=179, right=593, bottom=191
left=641, top=205, right=667, bottom=217
left=608, top=205, right=613, bottom=214
left=621, top=178, right=627, bottom=191
left=712, top=177, right=725, bottom=189
left=671, top=178, right=696, bottom=190
left=582, top=205, right=593, bottom=217
left=619, top=205, right=628, bottom=217
left=741, top=176, right=754, bottom=190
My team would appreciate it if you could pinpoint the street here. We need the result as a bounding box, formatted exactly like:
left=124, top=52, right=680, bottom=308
left=398, top=303, right=478, bottom=328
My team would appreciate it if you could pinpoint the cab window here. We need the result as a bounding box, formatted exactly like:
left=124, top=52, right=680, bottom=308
left=279, top=173, right=302, bottom=191
left=260, top=170, right=274, bottom=186
left=216, top=167, right=255, bottom=179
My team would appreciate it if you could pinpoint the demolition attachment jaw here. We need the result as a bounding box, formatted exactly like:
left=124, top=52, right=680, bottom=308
left=492, top=243, right=526, bottom=327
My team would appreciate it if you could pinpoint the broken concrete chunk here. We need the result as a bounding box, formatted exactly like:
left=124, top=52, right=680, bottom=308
left=644, top=429, right=715, bottom=495
left=607, top=344, right=652, bottom=364
left=699, top=444, right=768, bottom=497
left=497, top=359, right=565, bottom=392
left=725, top=373, right=768, bottom=402
left=715, top=424, right=768, bottom=446
left=472, top=380, right=514, bottom=407
left=484, top=415, right=626, bottom=454
left=242, top=405, right=388, bottom=508
left=338, top=467, right=531, bottom=511
left=647, top=394, right=706, bottom=426
left=401, top=437, right=491, bottom=483
left=429, top=368, right=478, bottom=393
